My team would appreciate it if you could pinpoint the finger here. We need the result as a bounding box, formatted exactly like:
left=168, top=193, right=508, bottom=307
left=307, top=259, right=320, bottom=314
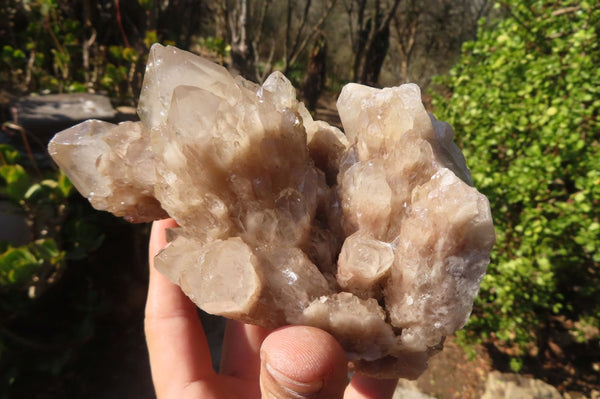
left=344, top=374, right=398, bottom=399
left=220, top=319, right=271, bottom=382
left=145, top=219, right=217, bottom=398
left=259, top=326, right=348, bottom=399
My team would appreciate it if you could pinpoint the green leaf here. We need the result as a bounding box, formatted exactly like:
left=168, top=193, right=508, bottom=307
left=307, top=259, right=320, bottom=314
left=0, top=164, right=31, bottom=202
left=144, top=31, right=158, bottom=49
left=0, top=239, right=64, bottom=287
left=122, top=47, right=138, bottom=63
left=30, top=239, right=61, bottom=261
left=138, top=0, right=153, bottom=11
left=0, top=144, right=20, bottom=165
left=57, top=172, right=73, bottom=198
left=67, top=82, right=87, bottom=93
left=23, top=183, right=43, bottom=200
left=0, top=247, right=40, bottom=286
left=108, top=45, right=123, bottom=60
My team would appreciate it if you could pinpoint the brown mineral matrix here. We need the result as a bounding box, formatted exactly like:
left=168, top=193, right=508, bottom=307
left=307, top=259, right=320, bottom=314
left=48, top=44, right=495, bottom=379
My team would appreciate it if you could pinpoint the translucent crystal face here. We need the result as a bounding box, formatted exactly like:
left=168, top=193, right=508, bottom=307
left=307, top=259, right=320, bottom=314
left=48, top=44, right=495, bottom=379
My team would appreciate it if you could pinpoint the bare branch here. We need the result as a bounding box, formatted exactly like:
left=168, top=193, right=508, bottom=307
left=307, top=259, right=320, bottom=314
left=353, top=0, right=400, bottom=82
left=289, top=0, right=313, bottom=62
left=393, top=1, right=419, bottom=82
left=286, top=0, right=338, bottom=70
left=379, top=0, right=402, bottom=34
left=284, top=0, right=293, bottom=69
left=256, top=39, right=276, bottom=82
left=343, top=0, right=357, bottom=49
left=254, top=0, right=272, bottom=45
left=551, top=6, right=580, bottom=17
left=239, top=0, right=248, bottom=52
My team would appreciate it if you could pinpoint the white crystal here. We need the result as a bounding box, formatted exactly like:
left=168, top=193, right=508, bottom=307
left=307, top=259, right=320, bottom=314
left=48, top=44, right=495, bottom=379
left=336, top=231, right=394, bottom=298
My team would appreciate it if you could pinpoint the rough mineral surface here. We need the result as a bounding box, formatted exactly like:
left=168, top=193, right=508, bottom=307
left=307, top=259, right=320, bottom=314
left=48, top=44, right=495, bottom=379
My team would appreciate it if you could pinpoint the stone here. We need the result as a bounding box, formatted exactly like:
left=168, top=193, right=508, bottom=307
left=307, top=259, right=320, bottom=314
left=13, top=93, right=118, bottom=141
left=392, top=388, right=436, bottom=399
left=393, top=379, right=436, bottom=399
left=482, top=372, right=563, bottom=399
left=47, top=44, right=495, bottom=379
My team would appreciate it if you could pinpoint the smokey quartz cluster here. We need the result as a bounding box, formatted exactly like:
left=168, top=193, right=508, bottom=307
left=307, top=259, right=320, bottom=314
left=48, top=44, right=495, bottom=379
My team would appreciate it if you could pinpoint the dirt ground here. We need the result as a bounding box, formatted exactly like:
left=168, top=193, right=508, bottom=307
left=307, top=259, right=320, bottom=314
left=412, top=337, right=492, bottom=399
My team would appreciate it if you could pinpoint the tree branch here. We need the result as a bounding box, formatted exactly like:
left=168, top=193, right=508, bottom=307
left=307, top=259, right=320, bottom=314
left=253, top=0, right=272, bottom=45
left=289, top=0, right=313, bottom=64
left=551, top=6, right=581, bottom=17
left=286, top=0, right=337, bottom=71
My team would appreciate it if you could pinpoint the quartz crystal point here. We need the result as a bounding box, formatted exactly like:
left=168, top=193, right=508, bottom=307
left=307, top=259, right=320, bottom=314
left=48, top=44, right=495, bottom=379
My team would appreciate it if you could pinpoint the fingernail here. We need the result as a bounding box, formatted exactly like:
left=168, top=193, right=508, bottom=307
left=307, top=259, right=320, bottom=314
left=264, top=362, right=324, bottom=398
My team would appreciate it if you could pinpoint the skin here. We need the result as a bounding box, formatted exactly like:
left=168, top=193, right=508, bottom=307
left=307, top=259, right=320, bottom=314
left=145, top=218, right=398, bottom=399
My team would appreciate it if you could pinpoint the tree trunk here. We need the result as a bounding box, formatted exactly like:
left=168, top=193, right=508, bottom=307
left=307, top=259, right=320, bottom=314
left=350, top=0, right=400, bottom=86
left=361, top=17, right=390, bottom=86
left=228, top=0, right=256, bottom=80
left=393, top=1, right=418, bottom=83
left=302, top=33, right=327, bottom=111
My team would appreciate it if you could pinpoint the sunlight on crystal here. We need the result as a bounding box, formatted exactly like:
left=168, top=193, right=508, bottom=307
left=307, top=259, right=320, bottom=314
left=48, top=44, right=495, bottom=379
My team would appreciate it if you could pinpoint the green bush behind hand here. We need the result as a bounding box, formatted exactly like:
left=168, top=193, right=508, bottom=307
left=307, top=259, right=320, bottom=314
left=432, top=0, right=600, bottom=361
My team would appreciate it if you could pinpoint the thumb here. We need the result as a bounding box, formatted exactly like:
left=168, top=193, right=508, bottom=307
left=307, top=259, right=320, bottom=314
left=259, top=326, right=348, bottom=399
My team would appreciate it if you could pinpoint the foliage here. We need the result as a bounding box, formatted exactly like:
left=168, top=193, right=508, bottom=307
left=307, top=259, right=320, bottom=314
left=197, top=36, right=231, bottom=60
left=0, top=143, right=106, bottom=393
left=433, top=0, right=600, bottom=355
left=0, top=1, right=187, bottom=103
left=0, top=239, right=64, bottom=287
left=0, top=143, right=104, bottom=293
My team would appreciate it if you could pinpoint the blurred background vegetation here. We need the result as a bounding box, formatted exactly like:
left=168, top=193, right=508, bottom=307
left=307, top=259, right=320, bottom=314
left=0, top=0, right=598, bottom=398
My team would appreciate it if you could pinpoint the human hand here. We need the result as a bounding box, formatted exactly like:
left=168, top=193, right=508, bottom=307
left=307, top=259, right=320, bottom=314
left=145, top=219, right=399, bottom=399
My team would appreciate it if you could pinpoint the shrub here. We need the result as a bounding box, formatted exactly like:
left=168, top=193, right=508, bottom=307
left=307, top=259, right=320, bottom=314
left=0, top=143, right=105, bottom=293
left=0, top=143, right=105, bottom=392
left=0, top=1, right=163, bottom=102
left=432, top=0, right=600, bottom=354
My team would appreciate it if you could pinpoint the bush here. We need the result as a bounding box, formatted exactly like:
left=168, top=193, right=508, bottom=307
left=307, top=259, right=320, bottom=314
left=0, top=1, right=169, bottom=102
left=0, top=143, right=106, bottom=394
left=432, top=0, right=600, bottom=355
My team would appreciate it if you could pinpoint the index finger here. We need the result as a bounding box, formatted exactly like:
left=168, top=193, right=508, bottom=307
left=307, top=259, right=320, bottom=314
left=145, top=219, right=218, bottom=398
